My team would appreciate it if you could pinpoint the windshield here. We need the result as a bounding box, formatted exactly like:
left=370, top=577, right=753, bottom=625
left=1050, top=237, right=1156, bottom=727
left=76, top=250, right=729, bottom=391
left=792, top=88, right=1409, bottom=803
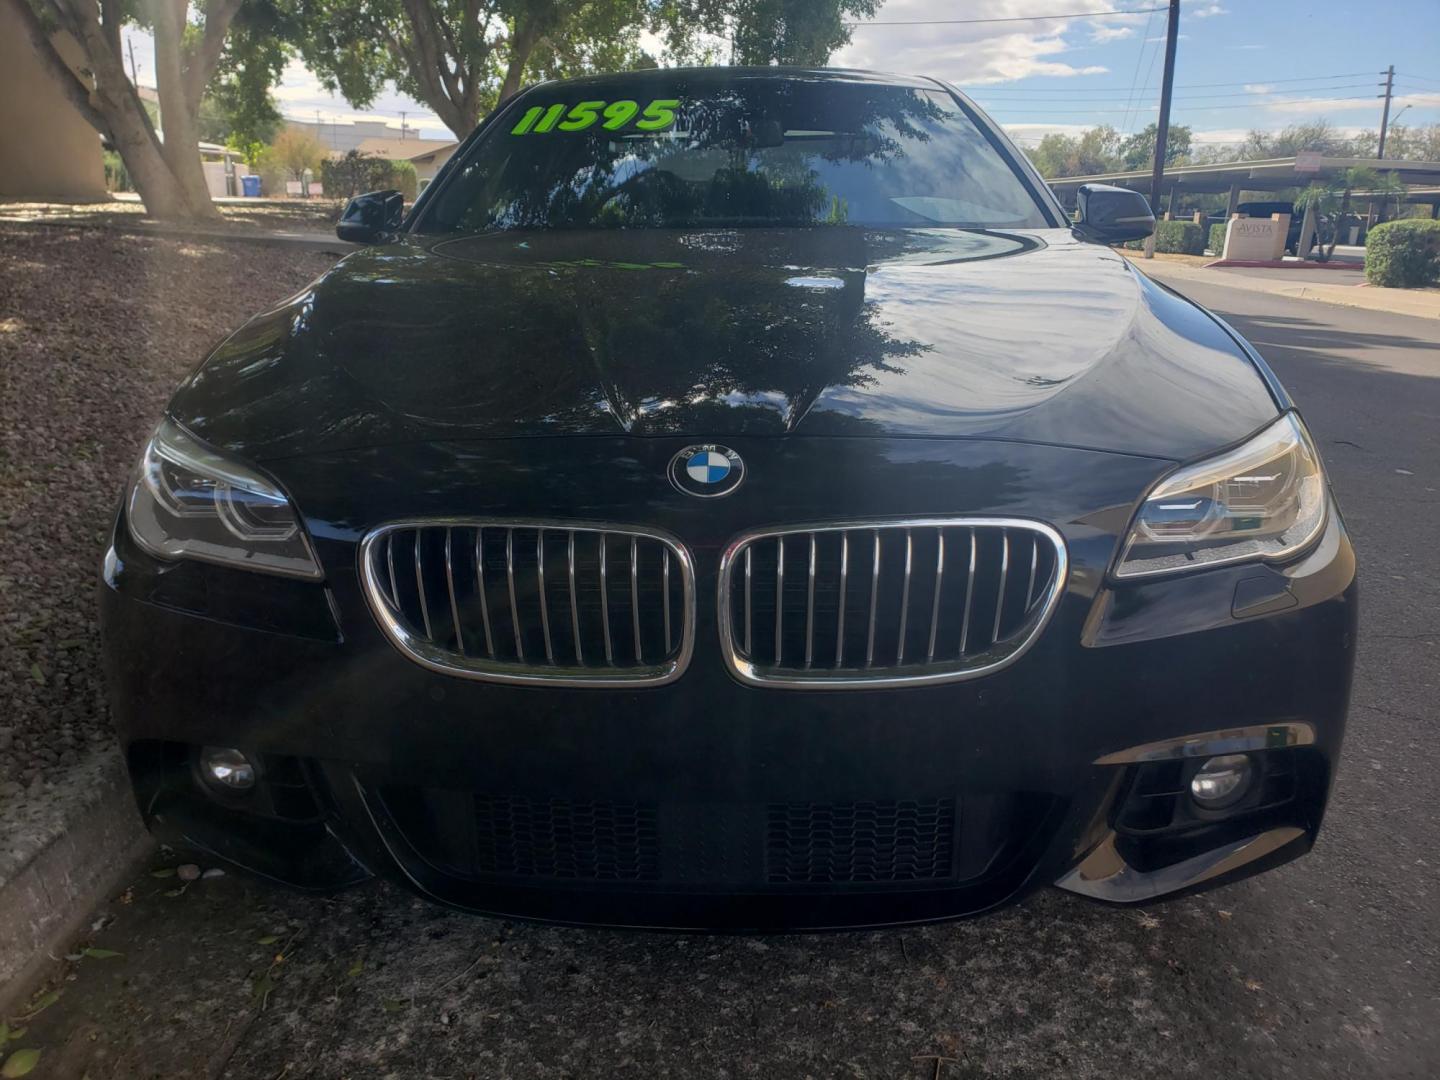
left=418, top=78, right=1049, bottom=233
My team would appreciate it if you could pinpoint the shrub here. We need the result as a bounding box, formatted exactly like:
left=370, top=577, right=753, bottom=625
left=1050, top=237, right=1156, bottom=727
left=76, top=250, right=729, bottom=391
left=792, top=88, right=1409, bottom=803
left=390, top=160, right=418, bottom=201
left=322, top=151, right=415, bottom=200
left=1122, top=220, right=1206, bottom=255
left=1364, top=219, right=1440, bottom=288
left=103, top=150, right=130, bottom=192
left=1209, top=222, right=1228, bottom=256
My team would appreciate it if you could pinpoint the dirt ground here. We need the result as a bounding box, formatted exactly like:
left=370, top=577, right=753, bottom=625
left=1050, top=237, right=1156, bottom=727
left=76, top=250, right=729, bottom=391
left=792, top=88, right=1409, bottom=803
left=0, top=226, right=337, bottom=804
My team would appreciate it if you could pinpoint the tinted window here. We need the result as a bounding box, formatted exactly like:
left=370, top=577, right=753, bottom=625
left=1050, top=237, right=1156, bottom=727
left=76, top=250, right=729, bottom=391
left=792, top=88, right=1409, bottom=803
left=419, top=79, right=1047, bottom=233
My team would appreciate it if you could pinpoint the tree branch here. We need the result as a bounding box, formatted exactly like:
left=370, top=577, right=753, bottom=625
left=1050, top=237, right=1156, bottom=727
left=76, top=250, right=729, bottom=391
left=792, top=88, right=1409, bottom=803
left=184, top=0, right=244, bottom=106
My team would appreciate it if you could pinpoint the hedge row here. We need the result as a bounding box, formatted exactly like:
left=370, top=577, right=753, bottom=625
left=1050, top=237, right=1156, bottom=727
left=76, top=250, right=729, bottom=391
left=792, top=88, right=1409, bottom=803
left=1365, top=219, right=1440, bottom=288
left=1208, top=222, right=1227, bottom=256
left=321, top=151, right=418, bottom=201
left=1122, top=220, right=1207, bottom=255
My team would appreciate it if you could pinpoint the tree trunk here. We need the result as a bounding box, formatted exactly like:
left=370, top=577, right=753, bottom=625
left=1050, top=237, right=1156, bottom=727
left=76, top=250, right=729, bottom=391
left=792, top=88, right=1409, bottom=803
left=1322, top=190, right=1352, bottom=263
left=497, top=17, right=542, bottom=105
left=8, top=0, right=232, bottom=222
left=150, top=0, right=223, bottom=220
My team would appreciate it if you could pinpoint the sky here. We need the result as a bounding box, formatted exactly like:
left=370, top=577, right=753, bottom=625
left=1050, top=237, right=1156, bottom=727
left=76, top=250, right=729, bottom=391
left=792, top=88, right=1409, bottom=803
left=121, top=0, right=1440, bottom=149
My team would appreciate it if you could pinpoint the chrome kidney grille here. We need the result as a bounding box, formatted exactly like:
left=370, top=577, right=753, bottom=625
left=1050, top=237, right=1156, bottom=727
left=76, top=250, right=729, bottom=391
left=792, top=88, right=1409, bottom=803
left=360, top=521, right=695, bottom=686
left=718, top=519, right=1067, bottom=688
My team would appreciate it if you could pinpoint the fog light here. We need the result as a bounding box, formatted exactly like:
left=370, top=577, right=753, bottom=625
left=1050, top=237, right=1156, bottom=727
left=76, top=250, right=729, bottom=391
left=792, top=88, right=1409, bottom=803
left=1190, top=753, right=1253, bottom=809
left=200, top=747, right=255, bottom=792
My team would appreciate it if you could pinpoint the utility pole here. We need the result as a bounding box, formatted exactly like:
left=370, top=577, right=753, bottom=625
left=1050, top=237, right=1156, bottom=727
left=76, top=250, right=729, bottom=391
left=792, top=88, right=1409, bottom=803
left=1144, top=0, right=1181, bottom=259
left=127, top=35, right=139, bottom=87
left=400, top=111, right=409, bottom=140
left=1376, top=65, right=1396, bottom=159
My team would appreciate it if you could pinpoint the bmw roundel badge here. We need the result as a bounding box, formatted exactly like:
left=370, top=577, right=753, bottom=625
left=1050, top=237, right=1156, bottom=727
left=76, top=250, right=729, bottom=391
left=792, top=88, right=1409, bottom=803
left=669, top=444, right=745, bottom=498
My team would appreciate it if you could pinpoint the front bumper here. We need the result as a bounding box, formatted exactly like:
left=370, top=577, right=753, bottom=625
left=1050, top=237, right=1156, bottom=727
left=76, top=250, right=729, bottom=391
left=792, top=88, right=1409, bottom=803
left=100, top=485, right=1357, bottom=930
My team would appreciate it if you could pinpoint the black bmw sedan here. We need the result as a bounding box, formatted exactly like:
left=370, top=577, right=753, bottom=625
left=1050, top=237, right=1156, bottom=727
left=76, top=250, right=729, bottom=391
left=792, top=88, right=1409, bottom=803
left=100, top=68, right=1356, bottom=930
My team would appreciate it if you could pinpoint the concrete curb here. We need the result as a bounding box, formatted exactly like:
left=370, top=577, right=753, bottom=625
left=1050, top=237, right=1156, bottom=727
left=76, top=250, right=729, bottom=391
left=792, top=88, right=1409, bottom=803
left=0, top=749, right=153, bottom=1015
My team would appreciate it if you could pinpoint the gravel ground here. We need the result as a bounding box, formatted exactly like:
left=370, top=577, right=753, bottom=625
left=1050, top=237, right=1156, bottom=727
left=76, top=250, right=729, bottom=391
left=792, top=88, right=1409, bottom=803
left=0, top=225, right=337, bottom=821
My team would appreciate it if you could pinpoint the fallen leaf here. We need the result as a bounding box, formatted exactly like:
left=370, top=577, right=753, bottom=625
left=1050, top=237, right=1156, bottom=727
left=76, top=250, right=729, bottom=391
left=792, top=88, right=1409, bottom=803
left=28, top=664, right=45, bottom=686
left=2, top=1048, right=41, bottom=1077
left=256, top=935, right=280, bottom=946
left=150, top=868, right=177, bottom=879
left=252, top=973, right=276, bottom=1009
left=382, top=999, right=406, bottom=1013
left=82, top=948, right=123, bottom=960
left=1245, top=978, right=1263, bottom=992
left=163, top=887, right=187, bottom=898
left=20, top=990, right=59, bottom=1020
left=346, top=958, right=363, bottom=978
left=1218, top=910, right=1233, bottom=920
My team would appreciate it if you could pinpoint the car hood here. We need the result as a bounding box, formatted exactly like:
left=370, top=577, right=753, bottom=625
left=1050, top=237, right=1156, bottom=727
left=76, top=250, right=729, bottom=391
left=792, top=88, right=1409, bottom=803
left=170, top=227, right=1278, bottom=463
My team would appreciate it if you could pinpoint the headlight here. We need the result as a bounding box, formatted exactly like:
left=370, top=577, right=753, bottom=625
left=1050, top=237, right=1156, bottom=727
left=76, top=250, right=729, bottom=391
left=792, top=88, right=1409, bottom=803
left=1115, top=412, right=1327, bottom=580
left=126, top=417, right=322, bottom=579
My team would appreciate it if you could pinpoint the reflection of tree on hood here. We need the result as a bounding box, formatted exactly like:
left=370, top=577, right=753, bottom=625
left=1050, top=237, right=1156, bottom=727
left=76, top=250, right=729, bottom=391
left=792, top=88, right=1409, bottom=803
left=459, top=84, right=953, bottom=232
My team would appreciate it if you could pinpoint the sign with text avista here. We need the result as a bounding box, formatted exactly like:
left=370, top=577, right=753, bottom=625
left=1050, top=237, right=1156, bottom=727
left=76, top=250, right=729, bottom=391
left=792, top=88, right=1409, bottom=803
left=511, top=99, right=681, bottom=135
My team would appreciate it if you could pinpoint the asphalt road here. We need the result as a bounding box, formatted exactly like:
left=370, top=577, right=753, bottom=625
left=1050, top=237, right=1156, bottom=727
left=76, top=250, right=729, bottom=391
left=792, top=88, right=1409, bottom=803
left=8, top=278, right=1438, bottom=1080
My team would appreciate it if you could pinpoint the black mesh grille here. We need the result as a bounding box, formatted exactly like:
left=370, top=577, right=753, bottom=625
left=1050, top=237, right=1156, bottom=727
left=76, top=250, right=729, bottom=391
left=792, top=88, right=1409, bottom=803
left=765, top=799, right=957, bottom=884
left=472, top=795, right=661, bottom=882
left=384, top=789, right=976, bottom=890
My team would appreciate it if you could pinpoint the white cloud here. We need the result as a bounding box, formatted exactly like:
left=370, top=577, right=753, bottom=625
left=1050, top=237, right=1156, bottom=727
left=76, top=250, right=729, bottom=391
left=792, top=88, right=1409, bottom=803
left=1264, top=91, right=1440, bottom=115
left=1090, top=25, right=1134, bottom=43
left=835, top=1, right=1135, bottom=86
left=1189, top=3, right=1229, bottom=18
left=1243, top=84, right=1274, bottom=94
left=1228, top=44, right=1266, bottom=50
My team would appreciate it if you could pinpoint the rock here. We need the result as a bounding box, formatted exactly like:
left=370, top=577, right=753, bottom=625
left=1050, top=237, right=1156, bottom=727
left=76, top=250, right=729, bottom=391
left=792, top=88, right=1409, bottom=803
left=177, top=863, right=202, bottom=882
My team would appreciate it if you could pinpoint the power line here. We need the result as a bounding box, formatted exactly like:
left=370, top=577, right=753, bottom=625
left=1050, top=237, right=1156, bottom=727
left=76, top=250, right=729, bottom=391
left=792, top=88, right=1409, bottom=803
left=844, top=7, right=1164, bottom=28
left=971, top=85, right=1376, bottom=103
left=1397, top=71, right=1440, bottom=87
left=972, top=81, right=1375, bottom=97
left=1117, top=7, right=1159, bottom=137
left=975, top=95, right=1379, bottom=114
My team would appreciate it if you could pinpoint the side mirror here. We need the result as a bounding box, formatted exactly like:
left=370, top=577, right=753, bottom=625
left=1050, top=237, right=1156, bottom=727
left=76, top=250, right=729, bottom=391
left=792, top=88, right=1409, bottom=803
left=1074, top=183, right=1155, bottom=244
left=336, top=190, right=404, bottom=244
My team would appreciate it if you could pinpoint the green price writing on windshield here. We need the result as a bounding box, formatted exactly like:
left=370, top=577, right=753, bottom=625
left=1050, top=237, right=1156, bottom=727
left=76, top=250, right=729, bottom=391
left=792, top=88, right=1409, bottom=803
left=511, top=99, right=680, bottom=135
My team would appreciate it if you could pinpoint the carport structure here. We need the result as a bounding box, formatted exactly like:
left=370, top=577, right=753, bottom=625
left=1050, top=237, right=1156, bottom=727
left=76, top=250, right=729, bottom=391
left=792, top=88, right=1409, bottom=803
left=1046, top=156, right=1440, bottom=219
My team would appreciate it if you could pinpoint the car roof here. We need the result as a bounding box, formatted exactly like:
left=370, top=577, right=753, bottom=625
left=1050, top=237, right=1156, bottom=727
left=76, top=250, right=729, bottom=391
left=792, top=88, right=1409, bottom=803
left=523, top=67, right=945, bottom=94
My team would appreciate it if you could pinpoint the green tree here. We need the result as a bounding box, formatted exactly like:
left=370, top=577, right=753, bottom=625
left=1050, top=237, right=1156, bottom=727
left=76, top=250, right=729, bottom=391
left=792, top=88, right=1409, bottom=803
left=1119, top=122, right=1192, bottom=171
left=270, top=126, right=327, bottom=180
left=293, top=0, right=877, bottom=141
left=198, top=4, right=292, bottom=148
left=663, top=0, right=879, bottom=65
left=1025, top=125, right=1122, bottom=179
left=1295, top=166, right=1405, bottom=262
left=1238, top=120, right=1364, bottom=161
